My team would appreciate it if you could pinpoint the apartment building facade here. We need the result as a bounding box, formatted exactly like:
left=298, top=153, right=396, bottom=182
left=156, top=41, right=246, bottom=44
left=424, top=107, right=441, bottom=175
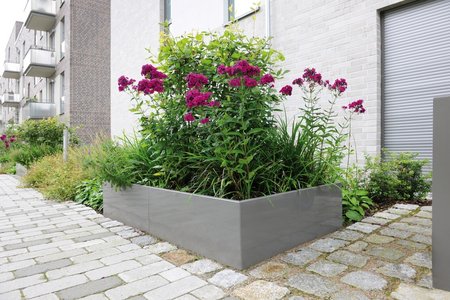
left=0, top=0, right=110, bottom=142
left=112, top=0, right=450, bottom=170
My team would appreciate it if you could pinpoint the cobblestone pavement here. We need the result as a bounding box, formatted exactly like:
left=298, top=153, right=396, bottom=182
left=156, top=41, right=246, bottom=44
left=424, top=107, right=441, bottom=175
left=1, top=174, right=450, bottom=299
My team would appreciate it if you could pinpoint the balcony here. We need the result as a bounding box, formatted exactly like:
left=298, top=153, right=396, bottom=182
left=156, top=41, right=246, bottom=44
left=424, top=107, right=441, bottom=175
left=22, top=101, right=56, bottom=120
left=2, top=93, right=21, bottom=107
left=2, top=61, right=21, bottom=79
left=23, top=47, right=56, bottom=77
left=24, top=0, right=56, bottom=31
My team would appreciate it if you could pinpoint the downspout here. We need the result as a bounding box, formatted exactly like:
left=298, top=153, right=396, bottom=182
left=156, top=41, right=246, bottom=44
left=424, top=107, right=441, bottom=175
left=265, top=0, right=271, bottom=38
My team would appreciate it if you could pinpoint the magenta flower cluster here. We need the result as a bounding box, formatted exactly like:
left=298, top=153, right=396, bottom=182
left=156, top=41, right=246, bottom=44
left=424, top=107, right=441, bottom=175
left=118, top=64, right=168, bottom=95
left=343, top=99, right=366, bottom=114
left=281, top=68, right=366, bottom=114
left=217, top=60, right=274, bottom=88
left=118, top=76, right=135, bottom=92
left=183, top=73, right=220, bottom=124
left=1, top=134, right=16, bottom=149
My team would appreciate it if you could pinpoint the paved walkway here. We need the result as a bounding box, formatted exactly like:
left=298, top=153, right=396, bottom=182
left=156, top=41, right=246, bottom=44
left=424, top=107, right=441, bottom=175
left=1, top=174, right=449, bottom=299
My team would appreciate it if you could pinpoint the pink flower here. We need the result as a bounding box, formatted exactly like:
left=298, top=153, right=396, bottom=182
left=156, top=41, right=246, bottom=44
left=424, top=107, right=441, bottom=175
left=260, top=74, right=275, bottom=85
left=136, top=78, right=164, bottom=95
left=331, top=78, right=347, bottom=94
left=208, top=100, right=221, bottom=107
left=9, top=136, right=16, bottom=143
left=4, top=141, right=9, bottom=149
left=244, top=76, right=258, bottom=88
left=345, top=99, right=366, bottom=114
left=229, top=78, right=241, bottom=87
left=224, top=60, right=261, bottom=77
left=140, top=64, right=167, bottom=80
left=184, top=112, right=195, bottom=122
left=292, top=78, right=304, bottom=86
left=185, top=90, right=212, bottom=108
left=200, top=117, right=210, bottom=124
left=279, top=85, right=293, bottom=96
left=217, top=65, right=227, bottom=74
left=118, top=76, right=136, bottom=92
left=185, top=73, right=209, bottom=89
left=302, top=68, right=322, bottom=84
left=0, top=134, right=6, bottom=141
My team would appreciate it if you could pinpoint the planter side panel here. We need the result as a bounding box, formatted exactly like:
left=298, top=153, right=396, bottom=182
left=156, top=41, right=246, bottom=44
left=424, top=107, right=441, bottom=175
left=240, top=184, right=342, bottom=268
left=103, top=184, right=149, bottom=231
left=146, top=188, right=243, bottom=268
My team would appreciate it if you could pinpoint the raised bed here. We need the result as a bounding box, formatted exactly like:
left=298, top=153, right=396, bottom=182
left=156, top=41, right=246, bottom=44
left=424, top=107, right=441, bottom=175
left=103, top=184, right=342, bottom=269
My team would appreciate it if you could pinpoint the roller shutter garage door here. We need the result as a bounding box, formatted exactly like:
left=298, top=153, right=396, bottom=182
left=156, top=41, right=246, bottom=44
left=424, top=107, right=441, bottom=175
left=382, top=0, right=450, bottom=173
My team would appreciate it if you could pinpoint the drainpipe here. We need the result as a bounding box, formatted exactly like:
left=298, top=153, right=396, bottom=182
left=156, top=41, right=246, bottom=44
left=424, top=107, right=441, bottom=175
left=265, top=0, right=271, bottom=38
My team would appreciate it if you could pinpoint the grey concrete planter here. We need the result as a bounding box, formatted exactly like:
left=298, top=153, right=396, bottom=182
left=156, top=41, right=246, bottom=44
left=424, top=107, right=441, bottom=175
left=103, top=184, right=342, bottom=269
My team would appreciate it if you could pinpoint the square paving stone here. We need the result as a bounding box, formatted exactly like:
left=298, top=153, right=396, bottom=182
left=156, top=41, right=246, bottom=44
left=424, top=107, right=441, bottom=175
left=249, top=262, right=290, bottom=279
left=389, top=223, right=431, bottom=236
left=346, top=241, right=368, bottom=252
left=377, top=263, right=416, bottom=281
left=409, top=234, right=432, bottom=245
left=347, top=222, right=380, bottom=234
left=421, top=206, right=432, bottom=212
left=281, top=248, right=321, bottom=267
left=331, top=230, right=364, bottom=241
left=181, top=259, right=223, bottom=275
left=393, top=204, right=419, bottom=211
left=400, top=217, right=432, bottom=227
left=417, top=272, right=432, bottom=289
left=365, top=234, right=395, bottom=244
left=331, top=290, right=370, bottom=300
left=306, top=260, right=347, bottom=277
left=208, top=269, right=248, bottom=288
left=366, top=246, right=405, bottom=261
left=361, top=217, right=390, bottom=225
left=387, top=208, right=411, bottom=216
left=145, top=242, right=177, bottom=254
left=130, top=235, right=157, bottom=247
left=415, top=211, right=432, bottom=219
left=161, top=250, right=196, bottom=266
left=395, top=240, right=428, bottom=250
left=405, top=252, right=432, bottom=269
left=391, top=283, right=450, bottom=300
left=191, top=285, right=225, bottom=300
left=327, top=250, right=368, bottom=268
left=341, top=271, right=388, bottom=291
left=373, top=212, right=401, bottom=220
left=287, top=273, right=340, bottom=298
left=233, top=280, right=290, bottom=300
left=380, top=228, right=412, bottom=239
left=309, top=238, right=349, bottom=253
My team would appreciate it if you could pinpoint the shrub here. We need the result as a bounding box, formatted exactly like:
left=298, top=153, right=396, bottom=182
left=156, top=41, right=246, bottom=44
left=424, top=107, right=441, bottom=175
left=10, top=144, right=59, bottom=168
left=117, top=29, right=368, bottom=200
left=341, top=167, right=374, bottom=222
left=365, top=151, right=431, bottom=203
left=75, top=179, right=103, bottom=211
left=23, top=150, right=89, bottom=201
left=16, top=117, right=78, bottom=148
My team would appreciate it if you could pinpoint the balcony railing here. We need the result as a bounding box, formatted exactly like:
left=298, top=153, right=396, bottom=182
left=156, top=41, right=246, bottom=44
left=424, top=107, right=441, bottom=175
left=1, top=93, right=21, bottom=107
left=22, top=101, right=56, bottom=120
left=2, top=61, right=21, bottom=79
left=23, top=46, right=56, bottom=77
left=24, top=0, right=56, bottom=31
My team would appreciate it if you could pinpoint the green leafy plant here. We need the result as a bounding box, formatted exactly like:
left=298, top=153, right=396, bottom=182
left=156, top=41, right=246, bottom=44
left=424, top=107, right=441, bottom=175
left=75, top=179, right=103, bottom=211
left=23, top=150, right=90, bottom=201
left=341, top=168, right=374, bottom=222
left=10, top=144, right=59, bottom=168
left=365, top=151, right=431, bottom=203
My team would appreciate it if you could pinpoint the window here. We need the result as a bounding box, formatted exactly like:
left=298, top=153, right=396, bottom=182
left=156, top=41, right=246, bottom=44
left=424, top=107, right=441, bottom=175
left=49, top=81, right=54, bottom=103
left=228, top=0, right=259, bottom=20
left=164, top=0, right=171, bottom=22
left=49, top=32, right=55, bottom=50
left=39, top=90, right=43, bottom=101
left=60, top=18, right=65, bottom=59
left=60, top=72, right=65, bottom=114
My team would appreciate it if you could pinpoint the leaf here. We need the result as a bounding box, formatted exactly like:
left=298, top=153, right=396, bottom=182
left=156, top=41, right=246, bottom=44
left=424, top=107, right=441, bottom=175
left=346, top=210, right=362, bottom=221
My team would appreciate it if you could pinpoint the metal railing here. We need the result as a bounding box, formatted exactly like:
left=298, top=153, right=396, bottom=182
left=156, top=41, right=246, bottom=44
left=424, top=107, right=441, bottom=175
left=22, top=101, right=56, bottom=119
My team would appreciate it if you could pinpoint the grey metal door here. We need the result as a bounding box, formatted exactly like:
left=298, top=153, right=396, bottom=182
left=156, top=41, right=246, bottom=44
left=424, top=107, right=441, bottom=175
left=382, top=0, right=450, bottom=172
